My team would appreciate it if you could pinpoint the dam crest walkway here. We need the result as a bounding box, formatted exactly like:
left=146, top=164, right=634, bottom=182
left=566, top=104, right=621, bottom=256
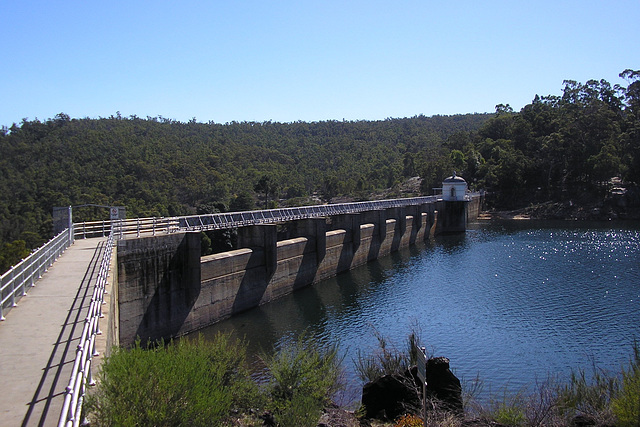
left=0, top=238, right=105, bottom=427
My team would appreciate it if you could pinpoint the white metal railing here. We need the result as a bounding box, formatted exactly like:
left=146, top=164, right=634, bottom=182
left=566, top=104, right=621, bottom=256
left=71, top=197, right=440, bottom=239
left=71, top=193, right=492, bottom=240
left=0, top=228, right=73, bottom=321
left=58, top=233, right=114, bottom=427
left=70, top=194, right=486, bottom=239
left=73, top=217, right=180, bottom=239
left=176, top=196, right=440, bottom=232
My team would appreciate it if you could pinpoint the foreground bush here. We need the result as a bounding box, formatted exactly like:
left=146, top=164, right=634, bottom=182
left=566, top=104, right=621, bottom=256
left=86, top=334, right=257, bottom=427
left=261, top=334, right=344, bottom=427
left=476, top=341, right=640, bottom=426
left=355, top=327, right=423, bottom=383
left=87, top=331, right=639, bottom=426
left=87, top=333, right=344, bottom=427
left=612, top=342, right=640, bottom=426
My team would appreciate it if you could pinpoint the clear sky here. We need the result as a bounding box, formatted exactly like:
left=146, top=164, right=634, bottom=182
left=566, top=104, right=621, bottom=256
left=1, top=0, right=639, bottom=127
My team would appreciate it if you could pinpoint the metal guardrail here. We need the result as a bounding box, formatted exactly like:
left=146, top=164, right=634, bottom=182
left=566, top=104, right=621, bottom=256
left=0, top=228, right=73, bottom=321
left=58, top=233, right=114, bottom=427
left=177, top=196, right=440, bottom=232
left=72, top=196, right=443, bottom=239
left=73, top=217, right=180, bottom=239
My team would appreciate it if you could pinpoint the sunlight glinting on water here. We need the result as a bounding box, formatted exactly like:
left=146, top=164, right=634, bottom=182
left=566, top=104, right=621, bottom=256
left=201, top=221, right=640, bottom=402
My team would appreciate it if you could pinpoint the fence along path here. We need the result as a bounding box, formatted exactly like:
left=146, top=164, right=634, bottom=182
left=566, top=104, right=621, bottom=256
left=0, top=238, right=105, bottom=427
left=73, top=196, right=440, bottom=239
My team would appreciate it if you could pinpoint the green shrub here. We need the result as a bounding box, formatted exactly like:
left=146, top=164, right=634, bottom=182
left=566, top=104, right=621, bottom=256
left=262, top=334, right=343, bottom=427
left=492, top=402, right=526, bottom=426
left=612, top=342, right=640, bottom=426
left=555, top=365, right=617, bottom=424
left=86, top=333, right=257, bottom=427
left=355, top=328, right=424, bottom=383
left=272, top=392, right=322, bottom=427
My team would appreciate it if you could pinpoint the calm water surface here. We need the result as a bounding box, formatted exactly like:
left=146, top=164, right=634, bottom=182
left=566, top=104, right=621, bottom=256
left=200, top=220, right=640, bottom=402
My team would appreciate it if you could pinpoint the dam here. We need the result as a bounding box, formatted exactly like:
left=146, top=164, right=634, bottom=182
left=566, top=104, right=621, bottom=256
left=114, top=194, right=483, bottom=347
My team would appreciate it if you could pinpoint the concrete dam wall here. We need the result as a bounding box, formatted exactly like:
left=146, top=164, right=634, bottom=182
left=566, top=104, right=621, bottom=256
left=116, top=197, right=482, bottom=346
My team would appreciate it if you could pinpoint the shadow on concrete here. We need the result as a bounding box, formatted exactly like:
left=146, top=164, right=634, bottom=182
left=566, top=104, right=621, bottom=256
left=134, top=234, right=201, bottom=344
left=231, top=248, right=272, bottom=316
left=337, top=239, right=356, bottom=273
left=390, top=220, right=403, bottom=252
left=22, top=242, right=104, bottom=427
left=292, top=248, right=320, bottom=291
left=367, top=228, right=383, bottom=263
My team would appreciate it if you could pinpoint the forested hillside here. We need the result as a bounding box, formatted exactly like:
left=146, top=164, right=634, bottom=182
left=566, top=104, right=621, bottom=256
left=443, top=69, right=640, bottom=209
left=1, top=69, right=638, bottom=273
left=0, top=113, right=489, bottom=271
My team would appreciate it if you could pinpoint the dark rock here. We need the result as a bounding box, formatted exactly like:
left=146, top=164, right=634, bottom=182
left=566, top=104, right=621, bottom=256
left=260, top=411, right=276, bottom=426
left=361, top=373, right=421, bottom=421
left=426, top=357, right=463, bottom=415
left=571, top=414, right=596, bottom=426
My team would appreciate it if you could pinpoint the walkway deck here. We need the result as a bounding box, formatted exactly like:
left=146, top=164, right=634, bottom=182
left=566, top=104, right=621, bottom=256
left=0, top=238, right=105, bottom=427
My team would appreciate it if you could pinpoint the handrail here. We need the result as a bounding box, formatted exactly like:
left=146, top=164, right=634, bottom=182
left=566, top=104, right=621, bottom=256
left=177, top=196, right=441, bottom=233
left=58, top=233, right=114, bottom=427
left=0, top=228, right=73, bottom=321
left=73, top=217, right=180, bottom=239
left=70, top=194, right=476, bottom=239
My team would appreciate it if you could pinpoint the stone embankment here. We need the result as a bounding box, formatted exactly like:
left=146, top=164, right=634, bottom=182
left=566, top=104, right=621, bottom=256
left=483, top=185, right=640, bottom=221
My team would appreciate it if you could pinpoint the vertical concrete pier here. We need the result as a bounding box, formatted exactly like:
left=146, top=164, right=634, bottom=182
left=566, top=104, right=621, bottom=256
left=285, top=218, right=327, bottom=264
left=332, top=213, right=361, bottom=249
left=237, top=224, right=278, bottom=277
left=117, top=233, right=201, bottom=346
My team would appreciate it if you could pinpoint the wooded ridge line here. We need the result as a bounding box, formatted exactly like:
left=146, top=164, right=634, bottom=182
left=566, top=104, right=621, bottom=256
left=1, top=69, right=638, bottom=273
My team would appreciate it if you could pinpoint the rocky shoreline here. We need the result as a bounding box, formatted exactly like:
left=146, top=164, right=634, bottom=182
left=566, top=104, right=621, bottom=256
left=483, top=184, right=640, bottom=222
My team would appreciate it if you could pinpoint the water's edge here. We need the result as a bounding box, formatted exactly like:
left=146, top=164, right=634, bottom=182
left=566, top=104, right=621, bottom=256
left=198, top=220, right=640, bottom=403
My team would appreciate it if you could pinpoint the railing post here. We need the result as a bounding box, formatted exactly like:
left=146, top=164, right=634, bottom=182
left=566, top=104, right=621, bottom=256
left=29, top=261, right=35, bottom=287
left=9, top=268, right=17, bottom=308
left=19, top=267, right=27, bottom=296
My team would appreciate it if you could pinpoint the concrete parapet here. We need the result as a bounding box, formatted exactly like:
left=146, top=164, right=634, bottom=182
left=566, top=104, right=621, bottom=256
left=467, top=195, right=482, bottom=220
left=106, top=243, right=119, bottom=353
left=286, top=218, right=327, bottom=264
left=361, top=209, right=387, bottom=241
left=386, top=207, right=406, bottom=234
left=201, top=248, right=258, bottom=279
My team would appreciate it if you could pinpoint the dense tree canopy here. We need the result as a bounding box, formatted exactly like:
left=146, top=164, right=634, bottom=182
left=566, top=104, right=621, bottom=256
left=1, top=70, right=638, bottom=273
left=0, top=113, right=488, bottom=272
left=446, top=70, right=640, bottom=207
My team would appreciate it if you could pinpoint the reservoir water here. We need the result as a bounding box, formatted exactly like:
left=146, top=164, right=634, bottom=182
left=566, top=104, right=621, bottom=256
left=199, top=220, right=640, bottom=403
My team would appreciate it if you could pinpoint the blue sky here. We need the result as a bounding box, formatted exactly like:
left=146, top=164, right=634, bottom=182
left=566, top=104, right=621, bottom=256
left=1, top=1, right=638, bottom=127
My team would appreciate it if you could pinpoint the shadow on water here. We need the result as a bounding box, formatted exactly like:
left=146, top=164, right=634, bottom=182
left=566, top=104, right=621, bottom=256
left=199, top=245, right=415, bottom=354
left=431, top=232, right=469, bottom=255
left=197, top=221, right=640, bottom=404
